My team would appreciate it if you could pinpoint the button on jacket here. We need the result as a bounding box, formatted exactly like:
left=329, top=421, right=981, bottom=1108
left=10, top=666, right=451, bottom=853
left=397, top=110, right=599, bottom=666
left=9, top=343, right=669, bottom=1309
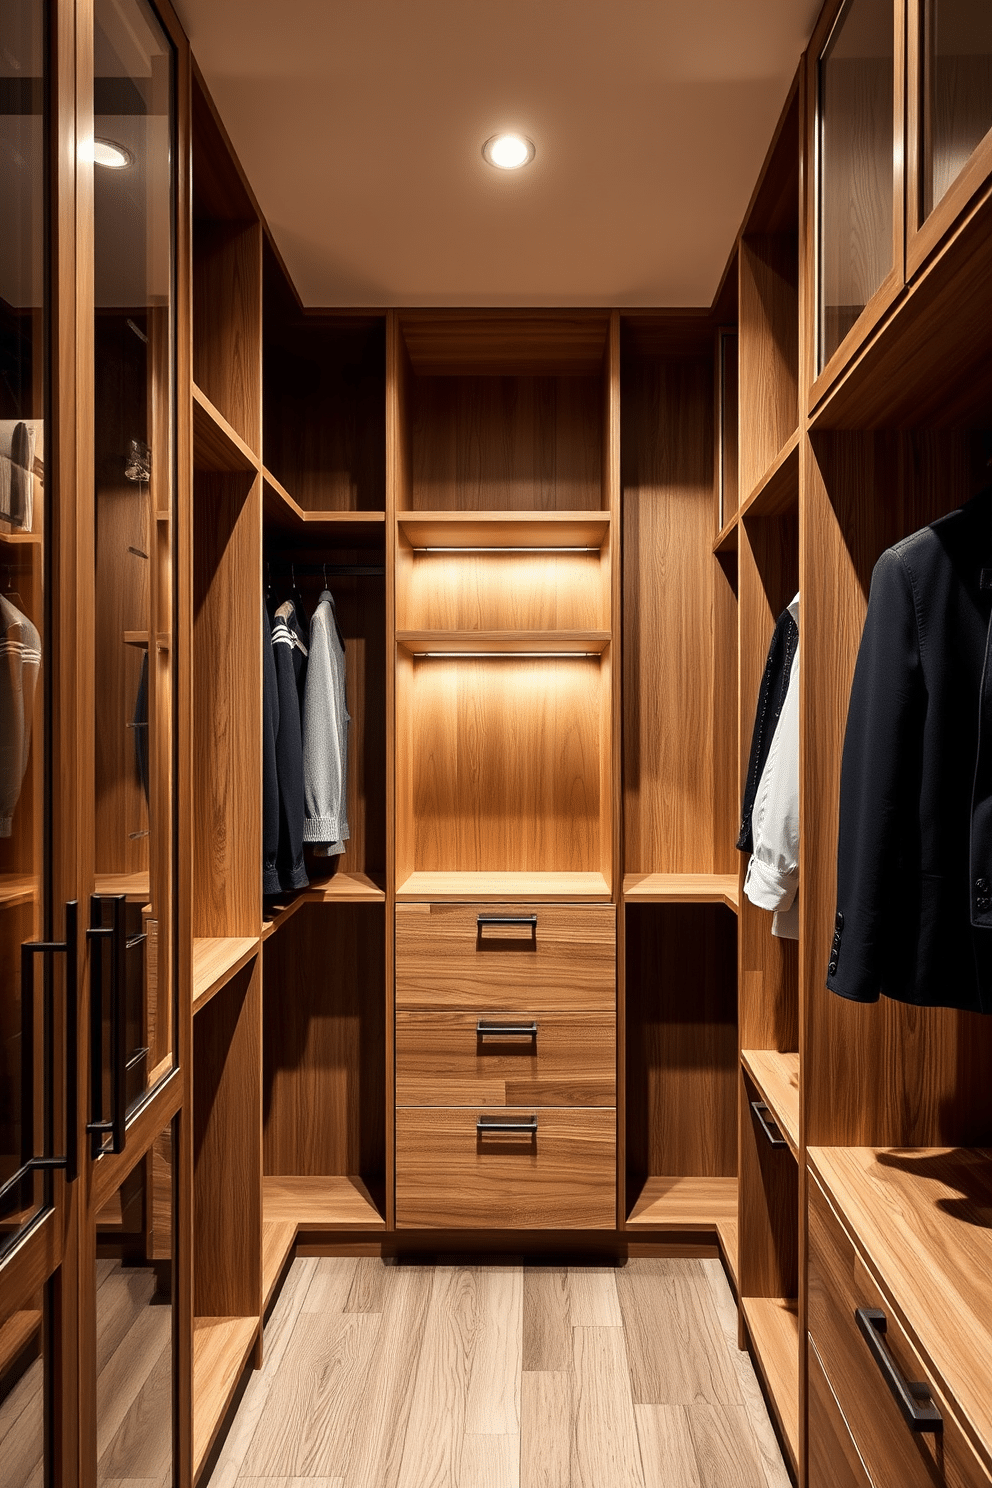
left=828, top=487, right=992, bottom=1013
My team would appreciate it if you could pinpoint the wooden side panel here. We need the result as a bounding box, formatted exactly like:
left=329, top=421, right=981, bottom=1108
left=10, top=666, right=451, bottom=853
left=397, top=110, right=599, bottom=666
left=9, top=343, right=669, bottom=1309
left=262, top=903, right=385, bottom=1183
left=739, top=235, right=799, bottom=499
left=192, top=958, right=261, bottom=1320
left=192, top=219, right=262, bottom=454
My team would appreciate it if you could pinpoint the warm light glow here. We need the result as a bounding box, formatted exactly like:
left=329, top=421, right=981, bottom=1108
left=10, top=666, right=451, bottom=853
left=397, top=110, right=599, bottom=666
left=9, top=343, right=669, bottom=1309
left=415, top=652, right=599, bottom=659
left=413, top=546, right=597, bottom=553
left=93, top=137, right=133, bottom=169
left=483, top=133, right=535, bottom=170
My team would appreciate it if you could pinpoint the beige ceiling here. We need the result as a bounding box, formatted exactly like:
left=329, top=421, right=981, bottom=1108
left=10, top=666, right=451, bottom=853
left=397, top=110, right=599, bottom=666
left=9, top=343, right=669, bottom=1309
left=173, top=0, right=822, bottom=309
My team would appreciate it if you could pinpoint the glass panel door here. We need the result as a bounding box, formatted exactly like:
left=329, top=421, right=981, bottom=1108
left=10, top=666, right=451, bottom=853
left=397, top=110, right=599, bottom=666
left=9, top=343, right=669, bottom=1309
left=90, top=0, right=175, bottom=1142
left=922, top=0, right=992, bottom=216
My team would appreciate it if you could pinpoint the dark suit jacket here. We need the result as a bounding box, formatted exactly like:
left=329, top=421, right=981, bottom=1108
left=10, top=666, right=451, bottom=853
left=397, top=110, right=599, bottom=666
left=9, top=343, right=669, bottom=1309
left=828, top=487, right=992, bottom=1013
left=737, top=603, right=799, bottom=853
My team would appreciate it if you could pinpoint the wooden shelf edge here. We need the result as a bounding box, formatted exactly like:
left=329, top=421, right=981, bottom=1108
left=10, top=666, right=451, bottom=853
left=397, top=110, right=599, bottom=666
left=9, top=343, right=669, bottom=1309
left=739, top=428, right=800, bottom=521
left=713, top=513, right=739, bottom=553
left=263, top=1174, right=386, bottom=1231
left=741, top=1049, right=800, bottom=1157
left=397, top=509, right=611, bottom=550
left=396, top=871, right=613, bottom=902
left=0, top=874, right=39, bottom=908
left=192, top=936, right=259, bottom=1015
left=262, top=465, right=386, bottom=531
left=716, top=1218, right=739, bottom=1295
left=192, top=382, right=258, bottom=474
left=262, top=1219, right=298, bottom=1312
left=741, top=1295, right=800, bottom=1476
left=262, top=874, right=386, bottom=939
left=0, top=528, right=42, bottom=546
left=626, top=1174, right=738, bottom=1231
left=623, top=873, right=739, bottom=912
left=192, top=1315, right=259, bottom=1482
left=396, top=630, right=611, bottom=656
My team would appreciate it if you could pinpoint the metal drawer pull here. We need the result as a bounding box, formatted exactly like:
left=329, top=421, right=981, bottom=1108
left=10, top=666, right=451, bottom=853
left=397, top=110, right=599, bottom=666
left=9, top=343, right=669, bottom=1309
left=477, top=1019, right=538, bottom=1038
left=477, top=914, right=537, bottom=929
left=854, top=1308, right=942, bottom=1433
left=751, top=1100, right=786, bottom=1147
left=476, top=1114, right=538, bottom=1134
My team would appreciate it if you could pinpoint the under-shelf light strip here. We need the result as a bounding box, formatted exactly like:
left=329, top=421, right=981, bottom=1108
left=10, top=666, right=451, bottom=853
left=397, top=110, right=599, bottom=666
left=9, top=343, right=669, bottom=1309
left=413, top=650, right=601, bottom=658
left=412, top=546, right=599, bottom=553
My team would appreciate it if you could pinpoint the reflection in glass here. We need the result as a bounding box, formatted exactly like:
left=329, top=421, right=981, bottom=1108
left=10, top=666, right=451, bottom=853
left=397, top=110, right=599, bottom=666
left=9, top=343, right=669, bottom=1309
left=92, top=0, right=175, bottom=1137
left=0, top=0, right=48, bottom=1259
left=924, top=0, right=992, bottom=216
left=0, top=1291, right=45, bottom=1487
left=818, top=0, right=894, bottom=368
left=95, top=1121, right=173, bottom=1486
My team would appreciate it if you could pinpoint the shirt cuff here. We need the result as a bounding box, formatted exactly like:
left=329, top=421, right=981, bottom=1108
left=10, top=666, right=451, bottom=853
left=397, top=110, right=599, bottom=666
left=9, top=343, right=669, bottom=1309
left=744, top=853, right=798, bottom=911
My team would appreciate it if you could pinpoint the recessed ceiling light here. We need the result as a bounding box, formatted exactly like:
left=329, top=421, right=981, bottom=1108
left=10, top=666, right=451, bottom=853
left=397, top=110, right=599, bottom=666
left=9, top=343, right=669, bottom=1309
left=93, top=137, right=133, bottom=169
left=483, top=133, right=535, bottom=170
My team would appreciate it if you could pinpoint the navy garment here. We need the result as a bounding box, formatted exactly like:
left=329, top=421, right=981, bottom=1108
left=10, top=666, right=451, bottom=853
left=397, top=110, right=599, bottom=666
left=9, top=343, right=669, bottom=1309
left=269, top=597, right=309, bottom=893
left=829, top=486, right=992, bottom=1013
left=737, top=604, right=799, bottom=853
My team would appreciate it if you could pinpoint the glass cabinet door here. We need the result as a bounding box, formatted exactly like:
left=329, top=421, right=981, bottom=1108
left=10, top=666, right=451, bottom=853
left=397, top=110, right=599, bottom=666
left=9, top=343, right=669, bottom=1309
left=817, top=0, right=900, bottom=373
left=921, top=0, right=992, bottom=217
left=89, top=0, right=176, bottom=1144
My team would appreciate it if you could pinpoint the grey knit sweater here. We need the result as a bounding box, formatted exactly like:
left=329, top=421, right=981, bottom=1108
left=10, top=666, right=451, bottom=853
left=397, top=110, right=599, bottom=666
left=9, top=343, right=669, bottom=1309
left=302, top=590, right=350, bottom=855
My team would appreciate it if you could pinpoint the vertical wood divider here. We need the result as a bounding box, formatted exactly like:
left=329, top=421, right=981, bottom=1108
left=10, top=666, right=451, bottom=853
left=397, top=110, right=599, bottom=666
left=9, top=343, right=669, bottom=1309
left=606, top=312, right=624, bottom=1227
left=384, top=312, right=406, bottom=1228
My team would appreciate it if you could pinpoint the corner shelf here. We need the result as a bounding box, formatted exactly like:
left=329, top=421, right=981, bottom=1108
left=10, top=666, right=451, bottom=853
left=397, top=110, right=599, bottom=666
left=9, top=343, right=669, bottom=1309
left=397, top=630, right=610, bottom=656
left=623, top=873, right=739, bottom=912
left=193, top=382, right=258, bottom=475
left=261, top=872, right=386, bottom=941
left=192, top=936, right=259, bottom=1014
left=738, top=430, right=800, bottom=522
left=94, top=871, right=151, bottom=902
left=192, top=1314, right=259, bottom=1481
left=741, top=1294, right=800, bottom=1475
left=741, top=1049, right=800, bottom=1157
left=713, top=513, right=739, bottom=554
left=260, top=1175, right=385, bottom=1306
left=627, top=1174, right=737, bottom=1231
left=262, top=466, right=385, bottom=542
left=396, top=870, right=612, bottom=902
left=397, top=510, right=610, bottom=550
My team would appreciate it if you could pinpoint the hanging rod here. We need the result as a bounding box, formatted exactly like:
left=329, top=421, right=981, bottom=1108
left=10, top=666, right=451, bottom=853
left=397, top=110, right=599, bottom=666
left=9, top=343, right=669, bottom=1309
left=267, top=562, right=385, bottom=577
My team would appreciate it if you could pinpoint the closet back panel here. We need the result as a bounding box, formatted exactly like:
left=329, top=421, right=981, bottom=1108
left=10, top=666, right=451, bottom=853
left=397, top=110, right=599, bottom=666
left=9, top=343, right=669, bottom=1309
left=192, top=218, right=262, bottom=453
left=397, top=653, right=610, bottom=877
left=739, top=235, right=800, bottom=498
left=803, top=429, right=992, bottom=1147
left=409, top=375, right=605, bottom=511
left=262, top=904, right=385, bottom=1181
left=622, top=352, right=737, bottom=875
left=398, top=549, right=609, bottom=634
left=192, top=470, right=261, bottom=938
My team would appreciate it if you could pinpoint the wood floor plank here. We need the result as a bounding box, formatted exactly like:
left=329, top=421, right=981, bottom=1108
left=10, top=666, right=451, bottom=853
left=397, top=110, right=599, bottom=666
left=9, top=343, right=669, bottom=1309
left=98, top=1336, right=172, bottom=1485
left=345, top=1264, right=433, bottom=1488
left=465, top=1267, right=522, bottom=1435
left=521, top=1269, right=571, bottom=1372
left=685, top=1404, right=768, bottom=1488
left=616, top=1260, right=742, bottom=1407
left=566, top=1266, right=623, bottom=1327
left=344, top=1257, right=388, bottom=1314
left=0, top=1352, right=44, bottom=1488
left=300, top=1256, right=361, bottom=1315
left=96, top=1263, right=159, bottom=1376
left=240, top=1312, right=380, bottom=1479
left=634, top=1404, right=703, bottom=1488
left=571, top=1327, right=645, bottom=1488
left=520, top=1372, right=572, bottom=1488
left=458, top=1433, right=520, bottom=1488
left=395, top=1266, right=484, bottom=1488
left=96, top=1303, right=171, bottom=1460
left=237, top=1480, right=343, bottom=1487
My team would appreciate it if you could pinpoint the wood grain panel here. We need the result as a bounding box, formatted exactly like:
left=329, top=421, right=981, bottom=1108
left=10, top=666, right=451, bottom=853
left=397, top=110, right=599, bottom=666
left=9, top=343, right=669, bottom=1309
left=410, top=375, right=604, bottom=512
left=739, top=235, right=799, bottom=500
left=807, top=1338, right=873, bottom=1488
left=740, top=1050, right=799, bottom=1157
left=395, top=1108, right=616, bottom=1229
left=570, top=1326, right=645, bottom=1488
left=262, top=904, right=385, bottom=1181
left=624, top=904, right=737, bottom=1187
left=622, top=350, right=737, bottom=875
left=626, top=1176, right=737, bottom=1231
left=738, top=1067, right=798, bottom=1304
left=615, top=1258, right=742, bottom=1408
left=521, top=1269, right=571, bottom=1372
left=399, top=550, right=608, bottom=634
left=400, top=311, right=610, bottom=377
left=193, top=218, right=261, bottom=454
left=395, top=1008, right=615, bottom=1107
left=521, top=1370, right=572, bottom=1488
left=395, top=902, right=615, bottom=1012
left=740, top=1297, right=799, bottom=1476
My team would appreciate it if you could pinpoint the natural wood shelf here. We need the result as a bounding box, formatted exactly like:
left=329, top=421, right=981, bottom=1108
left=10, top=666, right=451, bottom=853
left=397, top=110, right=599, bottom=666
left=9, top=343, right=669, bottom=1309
left=742, top=1049, right=800, bottom=1156
left=0, top=1309, right=42, bottom=1377
left=627, top=1175, right=738, bottom=1232
left=623, top=873, right=739, bottom=911
left=192, top=936, right=259, bottom=1014
left=192, top=1314, right=259, bottom=1480
left=192, top=382, right=258, bottom=474
left=0, top=527, right=42, bottom=546
left=0, top=874, right=38, bottom=908
left=742, top=1295, right=799, bottom=1475
left=94, top=871, right=150, bottom=902
left=123, top=629, right=170, bottom=650
left=396, top=870, right=612, bottom=902
left=262, top=467, right=385, bottom=540
left=397, top=510, right=611, bottom=550
left=717, top=1217, right=739, bottom=1293
left=808, top=1146, right=992, bottom=1478
left=262, top=1219, right=297, bottom=1312
left=261, top=872, right=386, bottom=940
left=713, top=513, right=738, bottom=554
left=738, top=428, right=800, bottom=521
left=263, top=1174, right=386, bottom=1231
left=397, top=630, right=611, bottom=655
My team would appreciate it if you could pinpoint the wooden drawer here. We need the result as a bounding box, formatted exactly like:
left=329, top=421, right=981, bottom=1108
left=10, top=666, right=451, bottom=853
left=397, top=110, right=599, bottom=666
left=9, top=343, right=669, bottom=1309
left=808, top=1174, right=992, bottom=1488
left=395, top=1107, right=616, bottom=1229
left=808, top=1336, right=873, bottom=1488
left=395, top=1009, right=615, bottom=1106
left=395, top=902, right=615, bottom=1012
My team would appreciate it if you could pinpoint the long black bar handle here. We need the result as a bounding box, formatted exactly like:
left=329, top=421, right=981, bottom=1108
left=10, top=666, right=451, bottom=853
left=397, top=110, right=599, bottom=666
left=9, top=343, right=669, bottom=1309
left=751, top=1100, right=787, bottom=1147
left=476, top=1114, right=539, bottom=1134
left=477, top=1019, right=539, bottom=1038
left=18, top=900, right=79, bottom=1183
left=63, top=901, right=78, bottom=1183
left=854, top=1308, right=942, bottom=1433
left=111, top=896, right=127, bottom=1153
left=477, top=915, right=538, bottom=927
left=86, top=895, right=127, bottom=1157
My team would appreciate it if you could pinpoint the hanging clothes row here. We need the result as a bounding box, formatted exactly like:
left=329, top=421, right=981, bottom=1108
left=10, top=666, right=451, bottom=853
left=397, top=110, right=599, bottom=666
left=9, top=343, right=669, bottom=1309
left=263, top=582, right=352, bottom=896
left=0, top=591, right=41, bottom=838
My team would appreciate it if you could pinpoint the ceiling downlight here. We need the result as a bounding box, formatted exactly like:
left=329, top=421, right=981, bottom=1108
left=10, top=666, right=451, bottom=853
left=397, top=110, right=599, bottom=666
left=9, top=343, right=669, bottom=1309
left=482, top=133, right=535, bottom=170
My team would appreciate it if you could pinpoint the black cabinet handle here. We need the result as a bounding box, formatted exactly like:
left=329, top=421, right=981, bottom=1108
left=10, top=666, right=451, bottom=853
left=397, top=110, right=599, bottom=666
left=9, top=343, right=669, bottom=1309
left=477, top=914, right=537, bottom=929
left=751, top=1100, right=786, bottom=1147
left=11, top=900, right=79, bottom=1188
left=476, top=1114, right=538, bottom=1134
left=477, top=1019, right=538, bottom=1038
left=86, top=895, right=127, bottom=1157
left=854, top=1308, right=942, bottom=1433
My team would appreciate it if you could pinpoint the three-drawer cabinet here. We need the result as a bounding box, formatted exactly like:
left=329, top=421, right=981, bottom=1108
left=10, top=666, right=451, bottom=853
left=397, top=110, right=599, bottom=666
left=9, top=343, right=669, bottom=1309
left=394, top=902, right=617, bottom=1229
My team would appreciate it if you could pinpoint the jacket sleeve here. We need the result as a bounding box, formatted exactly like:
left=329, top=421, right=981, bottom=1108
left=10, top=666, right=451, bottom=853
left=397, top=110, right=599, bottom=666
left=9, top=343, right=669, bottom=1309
left=827, top=548, right=924, bottom=1002
left=302, top=604, right=349, bottom=847
left=744, top=642, right=800, bottom=914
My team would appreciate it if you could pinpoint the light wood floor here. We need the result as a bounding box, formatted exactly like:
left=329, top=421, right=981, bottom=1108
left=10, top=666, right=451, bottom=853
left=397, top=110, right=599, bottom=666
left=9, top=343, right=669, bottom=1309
left=207, top=1255, right=791, bottom=1488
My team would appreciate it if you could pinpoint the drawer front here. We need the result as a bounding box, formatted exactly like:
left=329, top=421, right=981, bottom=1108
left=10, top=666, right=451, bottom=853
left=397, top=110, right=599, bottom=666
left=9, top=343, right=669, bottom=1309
left=808, top=1337, right=873, bottom=1488
left=395, top=1107, right=616, bottom=1229
left=395, top=1009, right=616, bottom=1106
left=395, top=903, right=615, bottom=1012
left=808, top=1174, right=991, bottom=1488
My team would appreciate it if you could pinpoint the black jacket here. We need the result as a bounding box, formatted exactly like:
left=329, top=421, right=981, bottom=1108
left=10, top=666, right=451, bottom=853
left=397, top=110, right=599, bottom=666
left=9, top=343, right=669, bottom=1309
left=737, top=603, right=799, bottom=852
left=267, top=598, right=309, bottom=894
left=828, top=488, right=992, bottom=1013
